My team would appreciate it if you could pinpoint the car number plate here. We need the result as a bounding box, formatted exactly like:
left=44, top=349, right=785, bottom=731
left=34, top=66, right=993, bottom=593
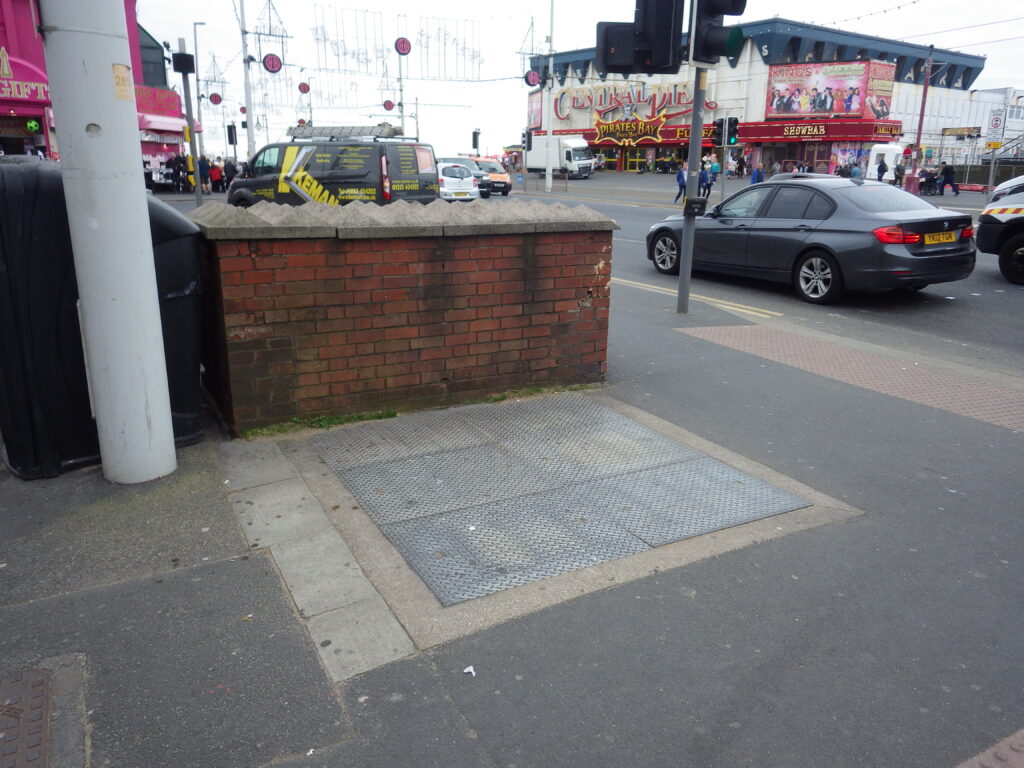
left=924, top=231, right=956, bottom=244
left=454, top=192, right=468, bottom=197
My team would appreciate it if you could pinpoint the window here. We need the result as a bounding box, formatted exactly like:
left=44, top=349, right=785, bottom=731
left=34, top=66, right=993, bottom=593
left=762, top=187, right=815, bottom=218
left=804, top=193, right=834, bottom=220
left=719, top=186, right=773, bottom=218
left=835, top=185, right=935, bottom=213
left=251, top=146, right=281, bottom=176
left=441, top=165, right=471, bottom=179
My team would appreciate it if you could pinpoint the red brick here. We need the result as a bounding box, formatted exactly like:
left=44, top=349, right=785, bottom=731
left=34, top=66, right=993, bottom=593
left=243, top=270, right=275, bottom=285
left=220, top=257, right=254, bottom=272
left=287, top=253, right=328, bottom=268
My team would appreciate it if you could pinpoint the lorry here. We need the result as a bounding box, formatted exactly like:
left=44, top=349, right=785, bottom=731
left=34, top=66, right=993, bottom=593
left=976, top=173, right=1024, bottom=284
left=868, top=143, right=906, bottom=183
left=524, top=135, right=594, bottom=179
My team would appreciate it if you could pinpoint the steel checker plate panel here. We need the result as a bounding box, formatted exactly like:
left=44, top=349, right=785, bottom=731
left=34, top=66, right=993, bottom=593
left=0, top=668, right=52, bottom=767
left=310, top=394, right=811, bottom=605
left=591, top=459, right=811, bottom=547
left=309, top=409, right=489, bottom=470
left=337, top=444, right=562, bottom=525
left=380, top=488, right=650, bottom=605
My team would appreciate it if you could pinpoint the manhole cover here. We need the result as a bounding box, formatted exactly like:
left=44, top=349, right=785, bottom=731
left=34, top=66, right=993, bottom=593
left=0, top=668, right=52, bottom=767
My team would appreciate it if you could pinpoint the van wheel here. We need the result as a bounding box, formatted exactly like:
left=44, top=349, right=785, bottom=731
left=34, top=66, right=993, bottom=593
left=501, top=189, right=510, bottom=196
left=232, top=198, right=252, bottom=208
left=999, top=234, right=1024, bottom=284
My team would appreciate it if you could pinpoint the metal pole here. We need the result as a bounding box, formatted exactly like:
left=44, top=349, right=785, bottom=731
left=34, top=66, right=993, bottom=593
left=987, top=146, right=997, bottom=191
left=543, top=0, right=554, bottom=193
left=193, top=21, right=206, bottom=158
left=398, top=55, right=405, bottom=135
left=38, top=0, right=176, bottom=483
left=677, top=66, right=707, bottom=314
left=239, top=0, right=256, bottom=159
left=178, top=40, right=205, bottom=208
left=906, top=44, right=933, bottom=195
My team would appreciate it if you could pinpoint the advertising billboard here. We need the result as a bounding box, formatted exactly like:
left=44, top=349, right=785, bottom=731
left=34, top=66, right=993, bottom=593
left=765, top=60, right=896, bottom=120
left=527, top=90, right=543, bottom=131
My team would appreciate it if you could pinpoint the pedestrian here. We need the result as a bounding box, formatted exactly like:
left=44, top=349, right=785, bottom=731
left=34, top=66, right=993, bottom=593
left=750, top=164, right=764, bottom=184
left=673, top=164, right=687, bottom=203
left=710, top=157, right=721, bottom=183
left=893, top=161, right=905, bottom=188
left=771, top=160, right=781, bottom=177
left=851, top=164, right=863, bottom=179
left=699, top=166, right=711, bottom=197
left=938, top=161, right=959, bottom=196
left=224, top=157, right=238, bottom=187
left=736, top=155, right=746, bottom=177
left=210, top=157, right=223, bottom=193
left=877, top=157, right=888, bottom=182
left=198, top=155, right=211, bottom=194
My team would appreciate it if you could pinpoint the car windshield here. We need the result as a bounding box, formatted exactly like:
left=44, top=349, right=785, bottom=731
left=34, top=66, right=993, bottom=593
left=441, top=165, right=471, bottom=179
left=478, top=161, right=504, bottom=173
left=834, top=184, right=936, bottom=213
left=571, top=148, right=593, bottom=161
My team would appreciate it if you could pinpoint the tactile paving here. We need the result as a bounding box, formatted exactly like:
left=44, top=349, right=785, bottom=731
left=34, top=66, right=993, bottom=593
left=311, top=394, right=810, bottom=605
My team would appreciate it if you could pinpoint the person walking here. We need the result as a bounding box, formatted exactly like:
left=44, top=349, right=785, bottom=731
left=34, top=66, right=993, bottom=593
left=876, top=157, right=888, bottom=182
left=939, top=162, right=959, bottom=196
left=224, top=157, right=238, bottom=188
left=893, top=162, right=905, bottom=188
left=710, top=157, right=721, bottom=184
left=750, top=164, right=764, bottom=184
left=850, top=164, right=863, bottom=179
left=736, top=155, right=746, bottom=177
left=673, top=164, right=687, bottom=203
left=198, top=155, right=211, bottom=194
left=209, top=158, right=223, bottom=193
left=698, top=166, right=711, bottom=197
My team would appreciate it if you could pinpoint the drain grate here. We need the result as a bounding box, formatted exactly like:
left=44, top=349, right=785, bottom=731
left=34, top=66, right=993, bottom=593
left=312, top=394, right=810, bottom=605
left=0, top=668, right=52, bottom=767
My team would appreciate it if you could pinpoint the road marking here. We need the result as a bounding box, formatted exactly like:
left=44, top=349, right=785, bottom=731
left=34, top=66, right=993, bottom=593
left=611, top=276, right=783, bottom=319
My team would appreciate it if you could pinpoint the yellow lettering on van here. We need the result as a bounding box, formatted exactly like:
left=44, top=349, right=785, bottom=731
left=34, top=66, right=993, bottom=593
left=278, top=145, right=300, bottom=193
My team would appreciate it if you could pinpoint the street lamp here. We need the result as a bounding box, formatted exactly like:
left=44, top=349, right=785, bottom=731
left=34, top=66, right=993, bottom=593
left=193, top=21, right=206, bottom=158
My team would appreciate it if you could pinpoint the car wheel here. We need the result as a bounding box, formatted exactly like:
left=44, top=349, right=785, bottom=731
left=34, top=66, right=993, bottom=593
left=481, top=191, right=491, bottom=199
left=650, top=231, right=680, bottom=275
left=793, top=251, right=843, bottom=303
left=502, top=189, right=510, bottom=196
left=998, top=233, right=1024, bottom=284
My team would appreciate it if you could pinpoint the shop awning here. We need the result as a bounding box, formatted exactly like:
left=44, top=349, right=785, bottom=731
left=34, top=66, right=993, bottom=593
left=137, top=114, right=196, bottom=133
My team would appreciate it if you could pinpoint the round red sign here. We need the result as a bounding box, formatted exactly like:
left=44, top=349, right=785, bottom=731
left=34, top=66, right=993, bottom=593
left=240, top=106, right=247, bottom=114
left=395, top=37, right=411, bottom=56
left=262, top=53, right=283, bottom=74
left=209, top=92, right=222, bottom=105
left=383, top=100, right=395, bottom=111
left=298, top=81, right=310, bottom=94
left=524, top=70, right=542, bottom=87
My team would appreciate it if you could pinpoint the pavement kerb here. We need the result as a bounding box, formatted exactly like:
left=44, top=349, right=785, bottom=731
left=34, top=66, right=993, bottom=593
left=275, top=390, right=864, bottom=659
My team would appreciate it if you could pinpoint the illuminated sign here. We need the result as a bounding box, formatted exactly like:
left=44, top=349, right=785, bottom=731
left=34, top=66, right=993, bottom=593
left=594, top=114, right=667, bottom=146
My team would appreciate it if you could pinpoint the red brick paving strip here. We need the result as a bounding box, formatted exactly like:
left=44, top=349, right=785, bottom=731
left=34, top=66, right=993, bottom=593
left=955, top=728, right=1024, bottom=768
left=681, top=326, right=1024, bottom=432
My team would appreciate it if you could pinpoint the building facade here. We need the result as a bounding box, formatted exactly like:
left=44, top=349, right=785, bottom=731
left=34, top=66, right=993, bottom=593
left=530, top=18, right=1022, bottom=176
left=0, top=0, right=185, bottom=167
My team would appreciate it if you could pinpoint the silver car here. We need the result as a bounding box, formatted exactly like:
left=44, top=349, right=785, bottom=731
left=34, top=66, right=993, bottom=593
left=437, top=162, right=480, bottom=202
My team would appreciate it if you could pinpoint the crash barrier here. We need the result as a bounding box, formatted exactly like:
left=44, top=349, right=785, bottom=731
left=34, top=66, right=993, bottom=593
left=192, top=199, right=616, bottom=434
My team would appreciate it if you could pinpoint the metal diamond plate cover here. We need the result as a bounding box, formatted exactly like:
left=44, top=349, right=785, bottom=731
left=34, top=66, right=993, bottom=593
left=0, top=668, right=51, bottom=767
left=380, top=487, right=650, bottom=605
left=591, top=459, right=810, bottom=547
left=310, top=394, right=811, bottom=605
left=337, top=444, right=562, bottom=525
left=309, top=409, right=489, bottom=470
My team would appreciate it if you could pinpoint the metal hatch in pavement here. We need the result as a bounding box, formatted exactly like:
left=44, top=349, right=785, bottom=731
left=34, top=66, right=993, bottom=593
left=310, top=394, right=809, bottom=606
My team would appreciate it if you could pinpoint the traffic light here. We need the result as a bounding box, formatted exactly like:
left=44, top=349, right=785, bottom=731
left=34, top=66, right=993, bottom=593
left=726, top=116, right=740, bottom=145
left=227, top=124, right=237, bottom=145
left=472, top=129, right=480, bottom=151
left=711, top=118, right=724, bottom=145
left=522, top=129, right=533, bottom=152
left=241, top=120, right=248, bottom=129
left=690, top=0, right=747, bottom=65
left=596, top=0, right=685, bottom=75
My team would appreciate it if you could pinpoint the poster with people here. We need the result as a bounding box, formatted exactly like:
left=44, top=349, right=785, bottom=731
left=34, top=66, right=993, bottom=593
left=765, top=61, right=896, bottom=119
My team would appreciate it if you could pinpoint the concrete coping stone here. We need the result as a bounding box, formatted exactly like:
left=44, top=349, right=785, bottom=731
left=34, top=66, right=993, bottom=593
left=189, top=198, right=619, bottom=241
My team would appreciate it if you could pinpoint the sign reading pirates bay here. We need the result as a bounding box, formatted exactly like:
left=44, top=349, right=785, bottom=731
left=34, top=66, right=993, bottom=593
left=594, top=114, right=667, bottom=145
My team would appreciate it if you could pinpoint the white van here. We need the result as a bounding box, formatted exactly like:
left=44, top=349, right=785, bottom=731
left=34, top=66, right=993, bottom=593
left=868, top=143, right=905, bottom=183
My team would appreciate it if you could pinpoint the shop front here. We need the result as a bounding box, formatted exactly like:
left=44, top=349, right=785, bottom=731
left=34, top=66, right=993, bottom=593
left=575, top=118, right=719, bottom=173
left=741, top=119, right=903, bottom=174
left=0, top=46, right=54, bottom=156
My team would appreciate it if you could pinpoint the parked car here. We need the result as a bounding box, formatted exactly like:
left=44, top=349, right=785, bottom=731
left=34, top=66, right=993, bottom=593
left=646, top=175, right=975, bottom=303
left=436, top=157, right=491, bottom=198
left=228, top=133, right=438, bottom=207
left=474, top=158, right=512, bottom=196
left=976, top=175, right=1024, bottom=284
left=437, top=162, right=480, bottom=201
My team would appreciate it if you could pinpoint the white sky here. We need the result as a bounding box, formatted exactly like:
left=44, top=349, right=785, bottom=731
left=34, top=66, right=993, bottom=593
left=135, top=0, right=1023, bottom=158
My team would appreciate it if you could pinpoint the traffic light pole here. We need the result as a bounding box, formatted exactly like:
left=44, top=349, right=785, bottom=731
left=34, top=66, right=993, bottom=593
left=676, top=66, right=708, bottom=314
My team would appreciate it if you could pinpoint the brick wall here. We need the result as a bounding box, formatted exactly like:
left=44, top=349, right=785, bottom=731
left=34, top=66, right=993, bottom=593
left=203, top=230, right=611, bottom=433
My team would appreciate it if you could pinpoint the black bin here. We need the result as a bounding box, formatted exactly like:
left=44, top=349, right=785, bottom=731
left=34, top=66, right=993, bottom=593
left=0, top=157, right=203, bottom=479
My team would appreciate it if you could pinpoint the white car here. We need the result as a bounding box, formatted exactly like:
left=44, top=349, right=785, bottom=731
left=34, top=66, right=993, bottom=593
left=437, top=162, right=480, bottom=201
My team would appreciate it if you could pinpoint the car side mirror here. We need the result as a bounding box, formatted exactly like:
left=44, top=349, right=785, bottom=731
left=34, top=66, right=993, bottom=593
left=708, top=205, right=720, bottom=218
left=240, top=161, right=251, bottom=177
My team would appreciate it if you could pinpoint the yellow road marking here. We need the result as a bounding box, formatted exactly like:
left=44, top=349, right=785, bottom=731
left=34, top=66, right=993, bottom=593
left=611, top=276, right=783, bottom=320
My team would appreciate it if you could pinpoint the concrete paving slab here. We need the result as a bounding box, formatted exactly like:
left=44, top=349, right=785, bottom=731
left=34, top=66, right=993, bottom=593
left=305, top=594, right=415, bottom=682
left=271, top=528, right=378, bottom=619
left=218, top=440, right=297, bottom=491
left=230, top=477, right=332, bottom=548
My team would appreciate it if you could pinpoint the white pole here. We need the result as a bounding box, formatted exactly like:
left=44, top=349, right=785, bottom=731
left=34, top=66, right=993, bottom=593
left=543, top=0, right=554, bottom=192
left=193, top=21, right=206, bottom=158
left=239, top=0, right=256, bottom=159
left=38, top=0, right=177, bottom=483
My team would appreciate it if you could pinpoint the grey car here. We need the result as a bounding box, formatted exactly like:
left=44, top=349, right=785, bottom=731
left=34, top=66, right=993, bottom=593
left=646, top=175, right=976, bottom=303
